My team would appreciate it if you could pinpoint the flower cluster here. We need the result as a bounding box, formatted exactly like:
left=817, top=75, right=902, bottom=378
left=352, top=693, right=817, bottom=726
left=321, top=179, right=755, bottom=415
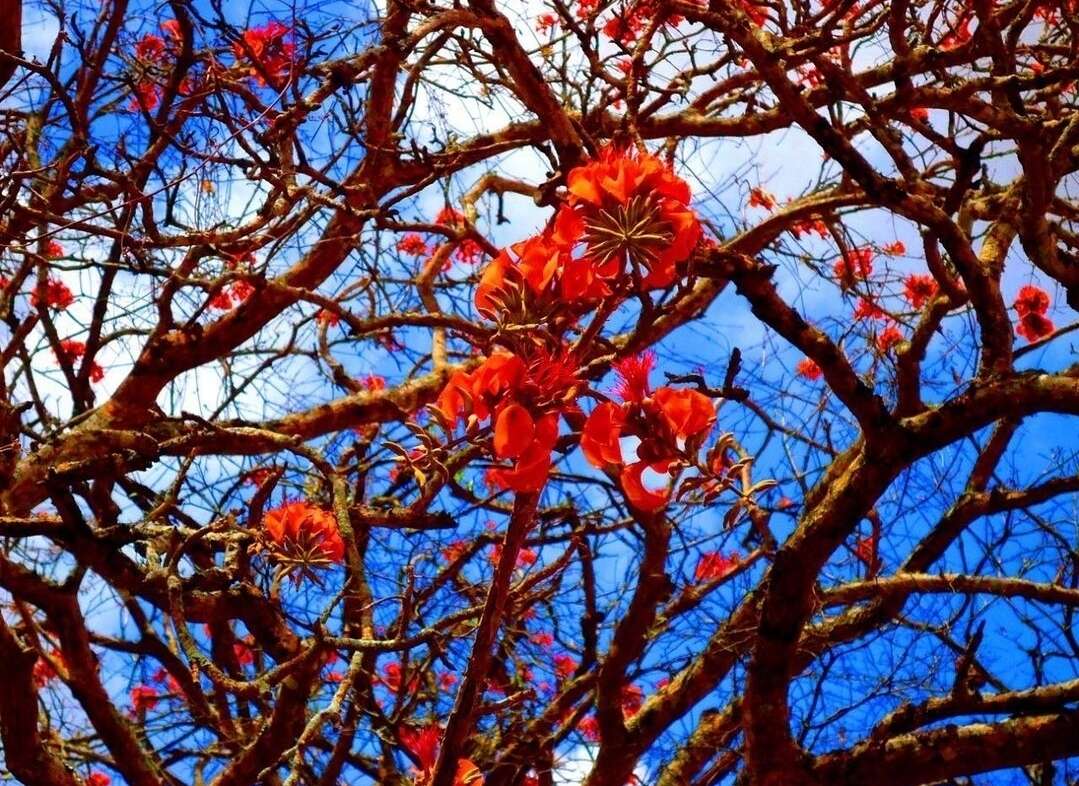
left=437, top=346, right=580, bottom=493
left=399, top=724, right=483, bottom=786
left=262, top=500, right=346, bottom=565
left=581, top=352, right=715, bottom=511
left=232, top=21, right=296, bottom=88
left=55, top=339, right=105, bottom=383
left=475, top=147, right=701, bottom=316
left=31, top=278, right=75, bottom=310
left=1014, top=284, right=1055, bottom=342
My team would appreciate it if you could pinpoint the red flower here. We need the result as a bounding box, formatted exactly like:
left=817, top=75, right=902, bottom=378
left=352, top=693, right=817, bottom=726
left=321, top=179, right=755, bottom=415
left=435, top=206, right=466, bottom=228
left=442, top=540, right=469, bottom=564
left=833, top=247, right=874, bottom=288
left=621, top=683, right=644, bottom=719
left=694, top=551, right=739, bottom=582
left=653, top=387, right=715, bottom=441
left=553, top=653, right=577, bottom=679
left=853, top=297, right=888, bottom=321
left=160, top=19, right=183, bottom=43
left=1014, top=284, right=1051, bottom=317
left=578, top=714, right=601, bottom=742
left=44, top=240, right=65, bottom=259
left=129, top=79, right=161, bottom=111
left=229, top=280, right=255, bottom=303
left=796, top=358, right=822, bottom=381
left=130, top=685, right=159, bottom=713
left=531, top=631, right=554, bottom=648
left=262, top=501, right=345, bottom=564
left=909, top=107, right=929, bottom=122
left=790, top=217, right=829, bottom=239
left=748, top=186, right=776, bottom=211
left=316, top=308, right=339, bottom=327
left=54, top=340, right=103, bottom=382
left=612, top=350, right=655, bottom=404
left=31, top=278, right=74, bottom=310
left=536, top=12, right=559, bottom=33
left=135, top=34, right=167, bottom=62
left=488, top=542, right=539, bottom=568
left=1016, top=312, right=1055, bottom=343
left=454, top=238, right=484, bottom=265
left=903, top=274, right=938, bottom=309
left=399, top=724, right=483, bottom=786
left=208, top=289, right=233, bottom=310
left=881, top=241, right=906, bottom=256
left=581, top=379, right=714, bottom=512
left=363, top=374, right=386, bottom=392
left=875, top=323, right=904, bottom=353
left=437, top=348, right=579, bottom=493
left=396, top=233, right=429, bottom=257
left=564, top=147, right=701, bottom=289
left=32, top=651, right=65, bottom=688
left=233, top=21, right=295, bottom=87
left=87, top=773, right=111, bottom=786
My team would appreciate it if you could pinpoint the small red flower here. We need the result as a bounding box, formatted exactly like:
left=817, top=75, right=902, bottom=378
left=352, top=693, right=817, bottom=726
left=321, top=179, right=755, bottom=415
left=135, top=34, right=167, bottom=62
left=160, top=19, right=183, bottom=43
left=435, top=206, right=466, bottom=228
left=853, top=297, right=888, bottom=321
left=316, top=308, right=340, bottom=327
left=796, top=358, right=822, bottom=381
left=833, top=247, right=874, bottom=288
left=790, top=217, right=829, bottom=239
left=536, top=12, right=559, bottom=33
left=903, top=274, right=938, bottom=309
left=233, top=21, right=296, bottom=87
left=1014, top=285, right=1051, bottom=317
left=130, top=685, right=159, bottom=713
left=748, top=186, right=777, bottom=211
left=694, top=551, right=739, bottom=582
left=909, top=107, right=929, bottom=122
left=44, top=240, right=65, bottom=259
left=396, top=233, right=429, bottom=257
left=553, top=653, right=577, bottom=679
left=875, top=323, right=904, bottom=353
left=531, top=631, right=554, bottom=648
left=208, top=289, right=233, bottom=310
left=454, top=238, right=484, bottom=265
left=87, top=773, right=112, bottom=786
left=31, top=278, right=74, bottom=310
left=881, top=241, right=906, bottom=256
left=1016, top=312, right=1055, bottom=343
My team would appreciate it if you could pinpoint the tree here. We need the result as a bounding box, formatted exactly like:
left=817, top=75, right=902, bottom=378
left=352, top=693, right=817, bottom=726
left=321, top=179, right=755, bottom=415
left=0, top=0, right=1077, bottom=784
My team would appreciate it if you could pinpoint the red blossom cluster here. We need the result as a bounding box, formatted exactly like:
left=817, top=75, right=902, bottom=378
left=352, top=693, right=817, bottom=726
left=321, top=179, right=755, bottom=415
left=262, top=500, right=346, bottom=564
left=581, top=352, right=715, bottom=512
left=694, top=551, right=740, bottom=583
left=32, top=650, right=66, bottom=688
left=796, top=358, right=823, bottom=381
left=903, top=274, right=938, bottom=309
left=1014, top=284, right=1055, bottom=342
left=438, top=347, right=580, bottom=493
left=399, top=724, right=483, bottom=786
left=31, top=278, right=75, bottom=310
left=131, top=20, right=185, bottom=110
left=55, top=339, right=105, bottom=382
left=130, top=684, right=159, bottom=714
left=476, top=148, right=700, bottom=314
left=232, top=21, right=296, bottom=88
left=833, top=247, right=874, bottom=289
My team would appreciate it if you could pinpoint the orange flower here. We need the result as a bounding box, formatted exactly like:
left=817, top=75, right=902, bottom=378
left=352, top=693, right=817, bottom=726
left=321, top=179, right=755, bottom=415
left=748, top=187, right=776, bottom=211
left=580, top=401, right=626, bottom=468
left=620, top=460, right=672, bottom=512
left=263, top=501, right=345, bottom=563
left=233, top=21, right=295, bottom=87
left=87, top=773, right=111, bottom=786
left=397, top=233, right=429, bottom=257
left=563, top=146, right=701, bottom=288
left=853, top=297, right=887, bottom=321
left=652, top=387, right=715, bottom=440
